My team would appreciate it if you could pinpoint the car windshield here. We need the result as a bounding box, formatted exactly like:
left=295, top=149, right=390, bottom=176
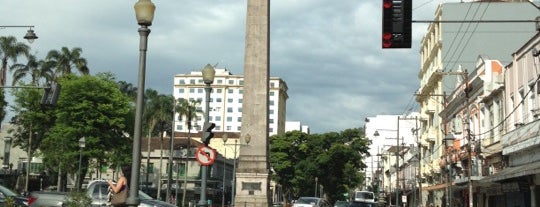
left=296, top=197, right=319, bottom=204
left=0, top=185, right=18, bottom=196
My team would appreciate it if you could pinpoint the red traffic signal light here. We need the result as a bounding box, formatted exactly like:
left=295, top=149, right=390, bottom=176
left=382, top=0, right=412, bottom=49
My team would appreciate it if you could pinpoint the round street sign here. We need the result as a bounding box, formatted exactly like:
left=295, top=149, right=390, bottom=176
left=196, top=145, right=217, bottom=166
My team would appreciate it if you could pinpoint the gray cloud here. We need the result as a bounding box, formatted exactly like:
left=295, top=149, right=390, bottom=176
left=2, top=0, right=443, bottom=133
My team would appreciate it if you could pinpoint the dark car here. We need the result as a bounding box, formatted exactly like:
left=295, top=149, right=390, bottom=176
left=0, top=184, right=28, bottom=206
left=348, top=201, right=377, bottom=207
left=334, top=200, right=348, bottom=207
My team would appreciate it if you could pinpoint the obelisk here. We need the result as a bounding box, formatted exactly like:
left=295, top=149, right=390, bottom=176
left=234, top=0, right=271, bottom=206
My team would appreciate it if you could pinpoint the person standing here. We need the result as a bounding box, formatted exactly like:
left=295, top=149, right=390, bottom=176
left=108, top=165, right=131, bottom=207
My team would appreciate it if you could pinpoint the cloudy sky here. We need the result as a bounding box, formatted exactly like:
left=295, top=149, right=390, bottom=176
left=1, top=0, right=447, bottom=134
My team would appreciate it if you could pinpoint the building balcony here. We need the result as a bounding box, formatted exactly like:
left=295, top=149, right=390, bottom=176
left=502, top=120, right=540, bottom=155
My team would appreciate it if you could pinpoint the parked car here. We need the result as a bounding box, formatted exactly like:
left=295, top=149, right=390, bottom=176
left=0, top=184, right=28, bottom=206
left=87, top=180, right=176, bottom=207
left=334, top=200, right=348, bottom=207
left=347, top=201, right=378, bottom=207
left=28, top=191, right=68, bottom=207
left=28, top=180, right=176, bottom=207
left=293, top=197, right=331, bottom=207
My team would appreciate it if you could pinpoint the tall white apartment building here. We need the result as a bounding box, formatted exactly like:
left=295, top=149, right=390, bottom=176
left=172, top=68, right=288, bottom=136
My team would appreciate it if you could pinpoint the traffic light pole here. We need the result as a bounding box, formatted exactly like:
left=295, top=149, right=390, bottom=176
left=198, top=83, right=212, bottom=207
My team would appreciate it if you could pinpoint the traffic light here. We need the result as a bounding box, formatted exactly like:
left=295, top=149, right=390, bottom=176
left=202, top=122, right=216, bottom=145
left=382, top=0, right=412, bottom=48
left=41, top=82, right=61, bottom=106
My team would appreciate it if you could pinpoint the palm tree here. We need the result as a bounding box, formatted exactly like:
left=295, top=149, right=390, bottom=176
left=0, top=36, right=30, bottom=86
left=144, top=91, right=174, bottom=200
left=117, top=81, right=137, bottom=102
left=45, top=47, right=89, bottom=77
left=175, top=98, right=202, bottom=207
left=10, top=54, right=53, bottom=86
left=0, top=36, right=30, bottom=125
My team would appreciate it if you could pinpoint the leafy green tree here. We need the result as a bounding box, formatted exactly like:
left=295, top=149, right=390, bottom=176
left=270, top=128, right=370, bottom=205
left=39, top=74, right=131, bottom=190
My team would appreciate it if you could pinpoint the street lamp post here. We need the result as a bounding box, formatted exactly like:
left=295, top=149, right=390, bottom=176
left=444, top=134, right=455, bottom=207
left=78, top=137, right=86, bottom=191
left=314, top=177, right=318, bottom=197
left=129, top=1, right=155, bottom=207
left=222, top=133, right=228, bottom=207
left=0, top=25, right=38, bottom=43
left=199, top=63, right=215, bottom=207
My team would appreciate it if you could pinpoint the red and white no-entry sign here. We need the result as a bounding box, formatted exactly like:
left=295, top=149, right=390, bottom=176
left=195, top=145, right=216, bottom=166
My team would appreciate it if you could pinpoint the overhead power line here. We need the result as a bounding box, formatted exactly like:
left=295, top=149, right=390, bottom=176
left=413, top=20, right=539, bottom=23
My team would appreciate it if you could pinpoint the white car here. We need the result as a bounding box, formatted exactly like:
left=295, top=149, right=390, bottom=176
left=293, top=197, right=331, bottom=207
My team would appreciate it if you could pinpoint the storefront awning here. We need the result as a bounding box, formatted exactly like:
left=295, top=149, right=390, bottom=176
left=422, top=183, right=447, bottom=191
left=481, top=161, right=540, bottom=183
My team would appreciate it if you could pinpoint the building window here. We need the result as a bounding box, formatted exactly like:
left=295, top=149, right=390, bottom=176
left=238, top=107, right=242, bottom=112
left=216, top=88, right=222, bottom=93
left=216, top=98, right=222, bottom=103
left=269, top=119, right=274, bottom=124
left=270, top=82, right=275, bottom=88
left=189, top=88, right=195, bottom=93
left=237, top=117, right=242, bottom=122
left=177, top=125, right=183, bottom=131
left=215, top=125, right=221, bottom=130
left=270, top=91, right=274, bottom=96
left=227, top=117, right=233, bottom=122
left=215, top=116, right=222, bottom=121
left=198, top=88, right=203, bottom=93
left=497, top=98, right=504, bottom=132
left=228, top=80, right=234, bottom=85
left=190, top=79, right=195, bottom=84
left=179, top=79, right=185, bottom=84
left=226, top=126, right=232, bottom=131
left=101, top=164, right=108, bottom=173
left=237, top=126, right=241, bottom=131
left=227, top=107, right=233, bottom=112
left=239, top=80, right=244, bottom=85
left=488, top=104, right=494, bottom=143
left=227, top=98, right=233, bottom=103
left=239, top=90, right=243, bottom=94
left=228, top=89, right=234, bottom=94
left=178, top=88, right=184, bottom=93
left=198, top=79, right=203, bottom=84
left=239, top=99, right=243, bottom=103
left=148, top=163, right=154, bottom=173
left=269, top=109, right=274, bottom=115
left=177, top=163, right=186, bottom=176
left=217, top=79, right=223, bottom=84
left=269, top=100, right=274, bottom=106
